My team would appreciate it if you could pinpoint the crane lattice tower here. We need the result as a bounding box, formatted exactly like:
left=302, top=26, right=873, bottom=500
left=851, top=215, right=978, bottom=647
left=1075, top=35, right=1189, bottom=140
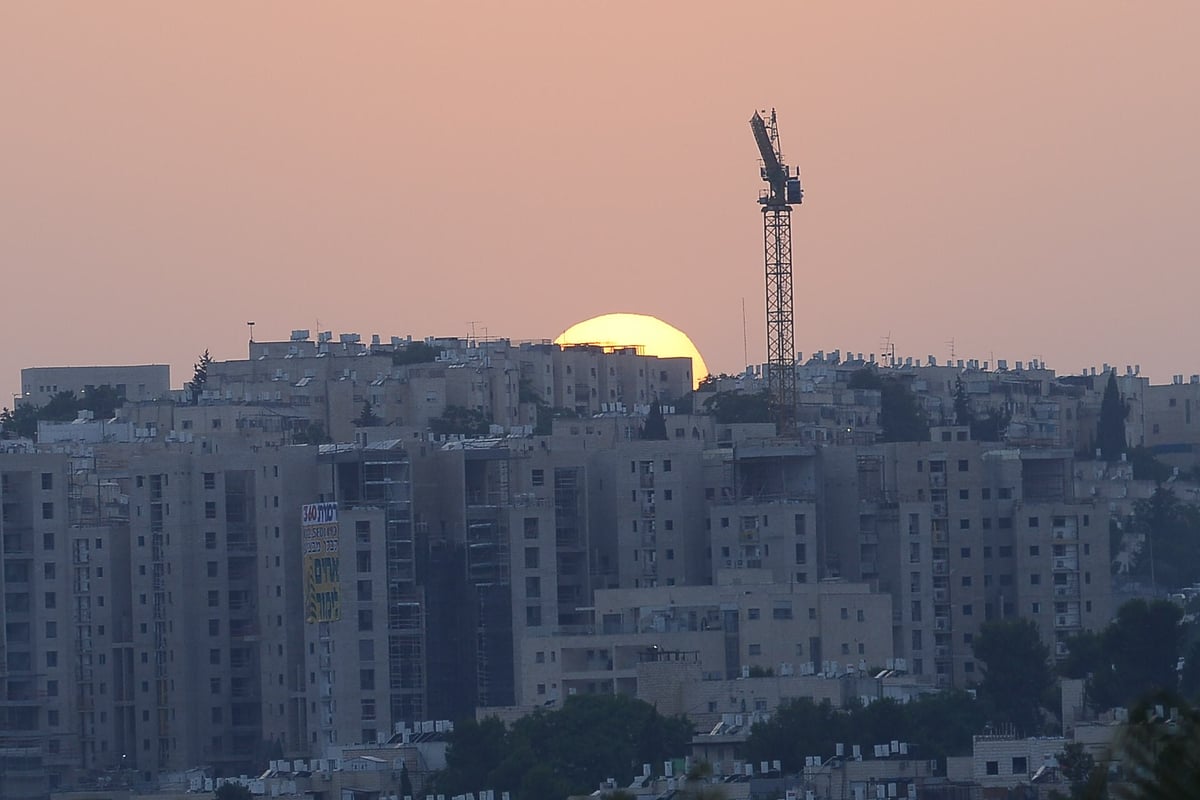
left=750, top=109, right=804, bottom=435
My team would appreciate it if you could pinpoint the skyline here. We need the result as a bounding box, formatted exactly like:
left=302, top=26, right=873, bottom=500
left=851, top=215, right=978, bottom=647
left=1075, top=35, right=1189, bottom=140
left=4, top=4, right=1199, bottom=404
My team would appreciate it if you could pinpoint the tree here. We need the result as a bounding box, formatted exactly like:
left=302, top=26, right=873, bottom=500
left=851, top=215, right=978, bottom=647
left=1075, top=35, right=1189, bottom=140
left=1115, top=693, right=1200, bottom=799
left=953, top=377, right=973, bottom=427
left=972, top=618, right=1055, bottom=734
left=1130, top=446, right=1173, bottom=483
left=430, top=405, right=492, bottom=436
left=392, top=341, right=440, bottom=366
left=431, top=695, right=691, bottom=800
left=214, top=784, right=253, bottom=800
left=0, top=402, right=39, bottom=439
left=1129, top=488, right=1200, bottom=591
left=81, top=384, right=123, bottom=419
left=642, top=400, right=668, bottom=440
left=847, top=368, right=929, bottom=442
left=702, top=390, right=773, bottom=424
left=1050, top=742, right=1108, bottom=800
left=187, top=349, right=213, bottom=405
left=354, top=400, right=382, bottom=427
left=1098, top=370, right=1127, bottom=461
left=400, top=762, right=414, bottom=799
left=1088, top=599, right=1182, bottom=710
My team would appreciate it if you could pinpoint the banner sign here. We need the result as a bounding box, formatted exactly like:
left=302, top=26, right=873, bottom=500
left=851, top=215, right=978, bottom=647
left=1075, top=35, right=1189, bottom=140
left=302, top=502, right=340, bottom=623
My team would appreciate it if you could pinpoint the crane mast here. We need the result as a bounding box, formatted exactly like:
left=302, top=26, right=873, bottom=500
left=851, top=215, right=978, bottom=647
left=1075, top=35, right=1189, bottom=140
left=750, top=109, right=803, bottom=435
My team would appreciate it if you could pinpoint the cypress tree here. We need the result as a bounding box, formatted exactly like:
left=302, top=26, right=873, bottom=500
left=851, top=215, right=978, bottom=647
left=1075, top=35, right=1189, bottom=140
left=1098, top=371, right=1127, bottom=461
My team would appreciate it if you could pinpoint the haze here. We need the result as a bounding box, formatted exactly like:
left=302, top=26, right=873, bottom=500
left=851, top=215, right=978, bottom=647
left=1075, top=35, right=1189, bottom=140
left=3, top=3, right=1198, bottom=402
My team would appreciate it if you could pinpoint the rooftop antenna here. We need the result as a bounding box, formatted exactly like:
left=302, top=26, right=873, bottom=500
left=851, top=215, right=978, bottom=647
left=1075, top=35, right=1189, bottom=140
left=880, top=333, right=896, bottom=368
left=247, top=321, right=255, bottom=343
left=742, top=297, right=749, bottom=369
left=946, top=339, right=955, bottom=364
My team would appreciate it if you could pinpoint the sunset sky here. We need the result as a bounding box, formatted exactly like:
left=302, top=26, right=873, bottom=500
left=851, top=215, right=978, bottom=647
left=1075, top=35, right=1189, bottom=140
left=3, top=4, right=1198, bottom=403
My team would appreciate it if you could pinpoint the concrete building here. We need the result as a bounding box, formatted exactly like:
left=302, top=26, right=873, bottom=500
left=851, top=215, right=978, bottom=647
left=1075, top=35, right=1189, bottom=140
left=20, top=365, right=170, bottom=407
left=515, top=571, right=894, bottom=711
left=822, top=434, right=1112, bottom=688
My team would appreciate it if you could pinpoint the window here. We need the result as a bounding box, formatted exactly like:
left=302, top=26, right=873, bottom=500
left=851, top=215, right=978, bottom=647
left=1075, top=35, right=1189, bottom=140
left=43, top=563, right=55, bottom=580
left=959, top=518, right=970, bottom=530
left=981, top=487, right=991, bottom=499
left=1032, top=602, right=1041, bottom=614
left=42, top=502, right=54, bottom=520
left=998, top=545, right=1013, bottom=558
left=360, top=669, right=375, bottom=690
left=1012, top=757, right=1027, bottom=774
left=357, top=551, right=371, bottom=573
left=42, top=533, right=54, bottom=550
left=664, top=519, right=674, bottom=531
left=524, top=547, right=539, bottom=569
left=526, top=605, right=542, bottom=626
left=1028, top=516, right=1040, bottom=528
left=964, top=661, right=975, bottom=673
left=45, top=651, right=58, bottom=667
left=208, top=619, right=219, bottom=636
left=1029, top=545, right=1040, bottom=556
left=525, top=577, right=541, bottom=599
left=205, top=501, right=217, bottom=519
left=41, top=472, right=53, bottom=490
left=358, top=610, right=374, bottom=632
left=795, top=514, right=807, bottom=536
left=211, top=678, right=221, bottom=694
left=999, top=487, right=1013, bottom=499
left=359, top=640, right=374, bottom=662
left=207, top=561, right=218, bottom=577
left=985, top=761, right=999, bottom=776
left=663, top=489, right=673, bottom=501
left=1030, top=573, right=1041, bottom=585
left=857, top=609, right=865, bottom=622
left=209, top=649, right=220, bottom=665
left=663, top=459, right=672, bottom=472
left=982, top=517, right=992, bottom=530
left=957, top=459, right=969, bottom=472
left=961, top=576, right=972, bottom=587
left=748, top=643, right=761, bottom=656
left=203, top=473, right=216, bottom=490
left=909, top=542, right=921, bottom=563
left=205, top=531, right=217, bottom=549
left=962, top=604, right=973, bottom=616
left=208, top=591, right=219, bottom=607
left=361, top=699, right=377, bottom=721
left=959, top=489, right=969, bottom=500
left=531, top=469, right=545, bottom=486
left=960, top=547, right=971, bottom=558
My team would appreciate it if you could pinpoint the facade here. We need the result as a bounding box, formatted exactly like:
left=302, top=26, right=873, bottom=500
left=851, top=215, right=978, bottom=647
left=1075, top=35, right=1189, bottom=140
left=20, top=365, right=170, bottom=407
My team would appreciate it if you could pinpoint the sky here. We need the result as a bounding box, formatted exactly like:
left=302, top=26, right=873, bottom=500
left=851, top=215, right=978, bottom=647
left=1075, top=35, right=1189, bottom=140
left=3, top=3, right=1199, bottom=403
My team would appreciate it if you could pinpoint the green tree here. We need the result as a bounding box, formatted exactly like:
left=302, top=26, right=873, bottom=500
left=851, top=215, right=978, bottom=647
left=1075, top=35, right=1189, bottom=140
left=0, top=402, right=40, bottom=438
left=81, top=384, right=123, bottom=419
left=392, top=341, right=440, bottom=366
left=642, top=400, right=668, bottom=440
left=1130, top=446, right=1173, bottom=483
left=400, top=762, right=414, bottom=799
left=1098, top=370, right=1128, bottom=461
left=970, top=407, right=1011, bottom=442
left=1115, top=694, right=1200, bottom=799
left=1050, top=742, right=1108, bottom=800
left=430, top=405, right=492, bottom=436
left=1130, top=488, right=1200, bottom=591
left=972, top=618, right=1055, bottom=734
left=354, top=400, right=383, bottom=427
left=432, top=694, right=690, bottom=800
left=41, top=390, right=81, bottom=421
left=187, top=349, right=213, bottom=405
left=702, top=390, right=773, bottom=424
left=953, top=377, right=973, bottom=427
left=214, top=784, right=253, bottom=800
left=1089, top=600, right=1182, bottom=710
left=847, top=368, right=929, bottom=442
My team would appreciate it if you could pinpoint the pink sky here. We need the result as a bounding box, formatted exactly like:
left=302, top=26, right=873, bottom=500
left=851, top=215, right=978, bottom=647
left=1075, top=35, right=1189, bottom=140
left=3, top=4, right=1198, bottom=403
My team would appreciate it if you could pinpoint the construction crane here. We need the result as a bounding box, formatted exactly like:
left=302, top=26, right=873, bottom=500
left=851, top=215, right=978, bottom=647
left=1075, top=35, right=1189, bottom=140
left=750, top=108, right=803, bottom=435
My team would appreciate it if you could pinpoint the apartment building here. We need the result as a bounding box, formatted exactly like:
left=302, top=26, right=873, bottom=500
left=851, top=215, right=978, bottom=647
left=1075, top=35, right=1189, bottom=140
left=20, top=364, right=170, bottom=407
left=515, top=571, right=893, bottom=710
left=823, top=431, right=1112, bottom=688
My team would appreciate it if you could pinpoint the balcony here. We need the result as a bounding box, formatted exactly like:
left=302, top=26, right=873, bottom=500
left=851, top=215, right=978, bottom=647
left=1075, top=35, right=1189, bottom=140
left=639, top=474, right=655, bottom=489
left=933, top=588, right=948, bottom=604
left=1053, top=557, right=1079, bottom=571
left=932, top=560, right=948, bottom=576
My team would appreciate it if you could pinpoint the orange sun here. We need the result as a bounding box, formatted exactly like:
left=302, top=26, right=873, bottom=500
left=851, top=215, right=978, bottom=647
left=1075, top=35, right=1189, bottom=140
left=554, top=313, right=709, bottom=388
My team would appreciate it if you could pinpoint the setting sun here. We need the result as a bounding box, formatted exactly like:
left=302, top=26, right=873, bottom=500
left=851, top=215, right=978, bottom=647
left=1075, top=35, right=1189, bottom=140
left=555, top=313, right=709, bottom=389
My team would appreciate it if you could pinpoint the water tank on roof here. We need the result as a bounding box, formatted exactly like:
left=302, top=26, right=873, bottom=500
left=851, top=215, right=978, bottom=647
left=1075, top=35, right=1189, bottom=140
left=291, top=330, right=310, bottom=341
